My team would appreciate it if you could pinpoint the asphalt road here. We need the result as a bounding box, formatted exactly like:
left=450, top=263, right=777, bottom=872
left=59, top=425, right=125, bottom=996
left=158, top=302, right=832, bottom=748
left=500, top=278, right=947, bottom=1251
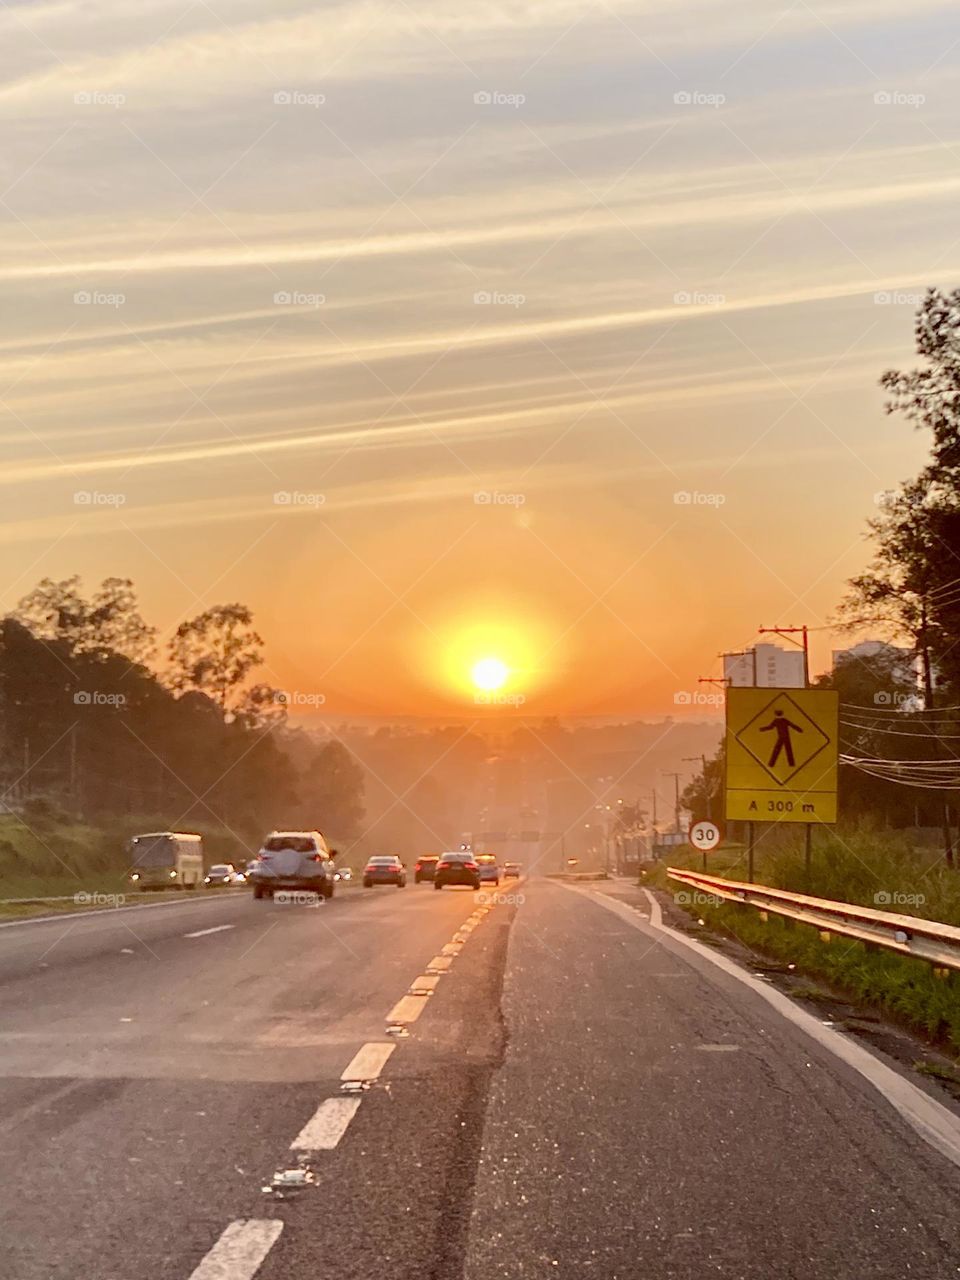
left=1, top=878, right=959, bottom=1279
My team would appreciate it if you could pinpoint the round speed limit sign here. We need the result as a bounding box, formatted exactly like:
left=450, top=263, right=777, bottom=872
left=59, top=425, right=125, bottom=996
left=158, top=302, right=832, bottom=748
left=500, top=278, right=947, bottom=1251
left=689, top=821, right=721, bottom=852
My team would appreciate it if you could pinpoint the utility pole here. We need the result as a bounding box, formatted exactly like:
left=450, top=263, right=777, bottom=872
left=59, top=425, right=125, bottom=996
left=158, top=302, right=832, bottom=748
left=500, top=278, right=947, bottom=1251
left=683, top=754, right=711, bottom=820
left=757, top=624, right=819, bottom=882
left=919, top=599, right=954, bottom=867
left=661, top=772, right=683, bottom=836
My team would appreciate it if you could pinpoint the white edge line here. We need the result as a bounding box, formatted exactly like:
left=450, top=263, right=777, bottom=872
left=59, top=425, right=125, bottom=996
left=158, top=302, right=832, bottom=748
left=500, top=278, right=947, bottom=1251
left=184, top=924, right=235, bottom=939
left=290, top=1096, right=362, bottom=1151
left=187, top=1219, right=283, bottom=1280
left=557, top=880, right=960, bottom=1172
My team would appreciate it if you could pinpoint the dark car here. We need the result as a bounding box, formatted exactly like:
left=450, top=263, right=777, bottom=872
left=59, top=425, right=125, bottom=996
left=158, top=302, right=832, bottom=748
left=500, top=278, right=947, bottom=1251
left=503, top=861, right=521, bottom=879
left=476, top=855, right=500, bottom=885
left=414, top=855, right=440, bottom=883
left=250, top=831, right=336, bottom=901
left=434, top=852, right=480, bottom=890
left=363, top=856, right=407, bottom=888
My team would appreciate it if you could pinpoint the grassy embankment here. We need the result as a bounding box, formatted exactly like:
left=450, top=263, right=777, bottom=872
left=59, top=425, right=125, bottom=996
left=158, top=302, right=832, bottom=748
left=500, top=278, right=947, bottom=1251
left=0, top=806, right=255, bottom=917
left=648, top=824, right=960, bottom=1053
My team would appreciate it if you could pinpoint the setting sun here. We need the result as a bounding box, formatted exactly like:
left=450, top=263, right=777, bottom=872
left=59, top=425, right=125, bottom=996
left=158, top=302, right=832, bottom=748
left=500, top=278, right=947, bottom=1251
left=471, top=657, right=509, bottom=691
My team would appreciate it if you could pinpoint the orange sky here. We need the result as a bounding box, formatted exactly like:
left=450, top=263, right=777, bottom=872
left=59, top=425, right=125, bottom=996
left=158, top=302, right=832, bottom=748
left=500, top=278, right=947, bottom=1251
left=0, top=0, right=952, bottom=718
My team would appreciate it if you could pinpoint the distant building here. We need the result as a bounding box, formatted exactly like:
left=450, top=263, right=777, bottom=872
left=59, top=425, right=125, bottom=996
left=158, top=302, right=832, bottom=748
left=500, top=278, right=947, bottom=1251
left=723, top=643, right=805, bottom=688
left=831, top=639, right=913, bottom=671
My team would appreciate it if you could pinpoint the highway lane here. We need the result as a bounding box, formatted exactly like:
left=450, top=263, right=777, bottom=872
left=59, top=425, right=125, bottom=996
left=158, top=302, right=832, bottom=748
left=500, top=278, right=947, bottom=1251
left=0, top=881, right=510, bottom=1279
left=465, top=880, right=960, bottom=1280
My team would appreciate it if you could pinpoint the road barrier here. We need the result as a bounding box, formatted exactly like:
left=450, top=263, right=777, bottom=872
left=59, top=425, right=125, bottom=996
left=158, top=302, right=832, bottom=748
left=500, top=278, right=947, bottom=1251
left=666, top=867, right=960, bottom=973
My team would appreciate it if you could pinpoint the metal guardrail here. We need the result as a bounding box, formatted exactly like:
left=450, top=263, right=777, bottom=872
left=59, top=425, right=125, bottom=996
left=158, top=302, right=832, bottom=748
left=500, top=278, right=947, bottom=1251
left=666, top=867, right=960, bottom=973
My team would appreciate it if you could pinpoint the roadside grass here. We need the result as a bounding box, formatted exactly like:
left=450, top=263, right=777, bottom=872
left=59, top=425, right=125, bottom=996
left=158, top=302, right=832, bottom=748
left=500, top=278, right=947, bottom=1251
left=649, top=825, right=960, bottom=1054
left=0, top=808, right=365, bottom=919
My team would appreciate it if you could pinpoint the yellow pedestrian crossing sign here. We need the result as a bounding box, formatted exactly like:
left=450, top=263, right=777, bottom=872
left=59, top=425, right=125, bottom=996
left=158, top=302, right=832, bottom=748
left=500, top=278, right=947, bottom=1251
left=725, top=688, right=839, bottom=823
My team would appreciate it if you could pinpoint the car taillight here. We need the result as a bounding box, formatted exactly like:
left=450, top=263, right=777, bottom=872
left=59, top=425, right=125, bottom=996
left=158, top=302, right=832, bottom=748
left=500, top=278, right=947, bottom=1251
left=437, top=861, right=450, bottom=870
left=465, top=861, right=478, bottom=870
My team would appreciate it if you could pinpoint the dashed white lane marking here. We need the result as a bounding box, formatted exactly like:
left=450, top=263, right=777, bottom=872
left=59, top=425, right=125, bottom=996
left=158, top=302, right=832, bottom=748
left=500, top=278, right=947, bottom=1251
left=387, top=994, right=427, bottom=1025
left=341, top=1041, right=394, bottom=1082
left=410, top=975, right=440, bottom=994
left=441, top=941, right=462, bottom=955
left=187, top=1219, right=283, bottom=1280
left=698, top=1044, right=741, bottom=1052
left=290, top=1096, right=362, bottom=1151
left=184, top=924, right=235, bottom=939
left=427, top=955, right=452, bottom=971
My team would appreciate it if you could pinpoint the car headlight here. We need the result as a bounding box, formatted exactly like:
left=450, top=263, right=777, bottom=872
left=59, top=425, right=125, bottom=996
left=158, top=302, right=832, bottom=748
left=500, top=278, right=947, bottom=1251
left=131, top=873, right=139, bottom=881
left=170, top=870, right=177, bottom=878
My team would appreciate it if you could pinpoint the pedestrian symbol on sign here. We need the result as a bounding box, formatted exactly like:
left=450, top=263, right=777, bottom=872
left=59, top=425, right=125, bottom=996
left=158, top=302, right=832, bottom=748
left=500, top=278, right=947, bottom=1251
left=759, top=709, right=803, bottom=768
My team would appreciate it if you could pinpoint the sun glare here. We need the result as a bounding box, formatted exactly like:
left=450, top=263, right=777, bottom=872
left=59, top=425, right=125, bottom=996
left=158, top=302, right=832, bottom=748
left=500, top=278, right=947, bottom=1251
left=471, top=657, right=509, bottom=691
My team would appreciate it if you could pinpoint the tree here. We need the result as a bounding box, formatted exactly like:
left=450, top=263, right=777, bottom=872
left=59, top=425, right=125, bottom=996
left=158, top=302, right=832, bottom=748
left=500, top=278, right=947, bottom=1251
left=168, top=604, right=264, bottom=713
left=881, top=287, right=960, bottom=473
left=15, top=576, right=155, bottom=664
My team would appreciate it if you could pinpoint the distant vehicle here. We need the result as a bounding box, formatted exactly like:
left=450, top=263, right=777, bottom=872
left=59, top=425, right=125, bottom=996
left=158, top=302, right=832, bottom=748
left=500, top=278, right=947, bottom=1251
left=414, top=855, right=439, bottom=883
left=334, top=866, right=352, bottom=882
left=503, top=862, right=521, bottom=879
left=204, top=863, right=238, bottom=887
left=363, top=856, right=407, bottom=888
left=249, top=831, right=336, bottom=901
left=434, top=852, right=480, bottom=891
left=476, top=854, right=500, bottom=885
left=129, top=832, right=203, bottom=891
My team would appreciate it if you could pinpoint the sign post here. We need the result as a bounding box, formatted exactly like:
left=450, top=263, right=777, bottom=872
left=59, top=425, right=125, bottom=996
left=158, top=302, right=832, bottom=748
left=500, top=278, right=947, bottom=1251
left=689, top=820, right=721, bottom=870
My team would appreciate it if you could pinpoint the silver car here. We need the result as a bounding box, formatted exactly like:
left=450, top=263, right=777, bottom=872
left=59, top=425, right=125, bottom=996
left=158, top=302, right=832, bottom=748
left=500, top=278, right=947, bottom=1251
left=250, top=831, right=336, bottom=901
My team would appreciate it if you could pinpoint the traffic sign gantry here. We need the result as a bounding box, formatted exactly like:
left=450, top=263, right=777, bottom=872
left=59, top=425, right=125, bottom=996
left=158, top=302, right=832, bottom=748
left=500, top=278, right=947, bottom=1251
left=724, top=687, right=839, bottom=824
